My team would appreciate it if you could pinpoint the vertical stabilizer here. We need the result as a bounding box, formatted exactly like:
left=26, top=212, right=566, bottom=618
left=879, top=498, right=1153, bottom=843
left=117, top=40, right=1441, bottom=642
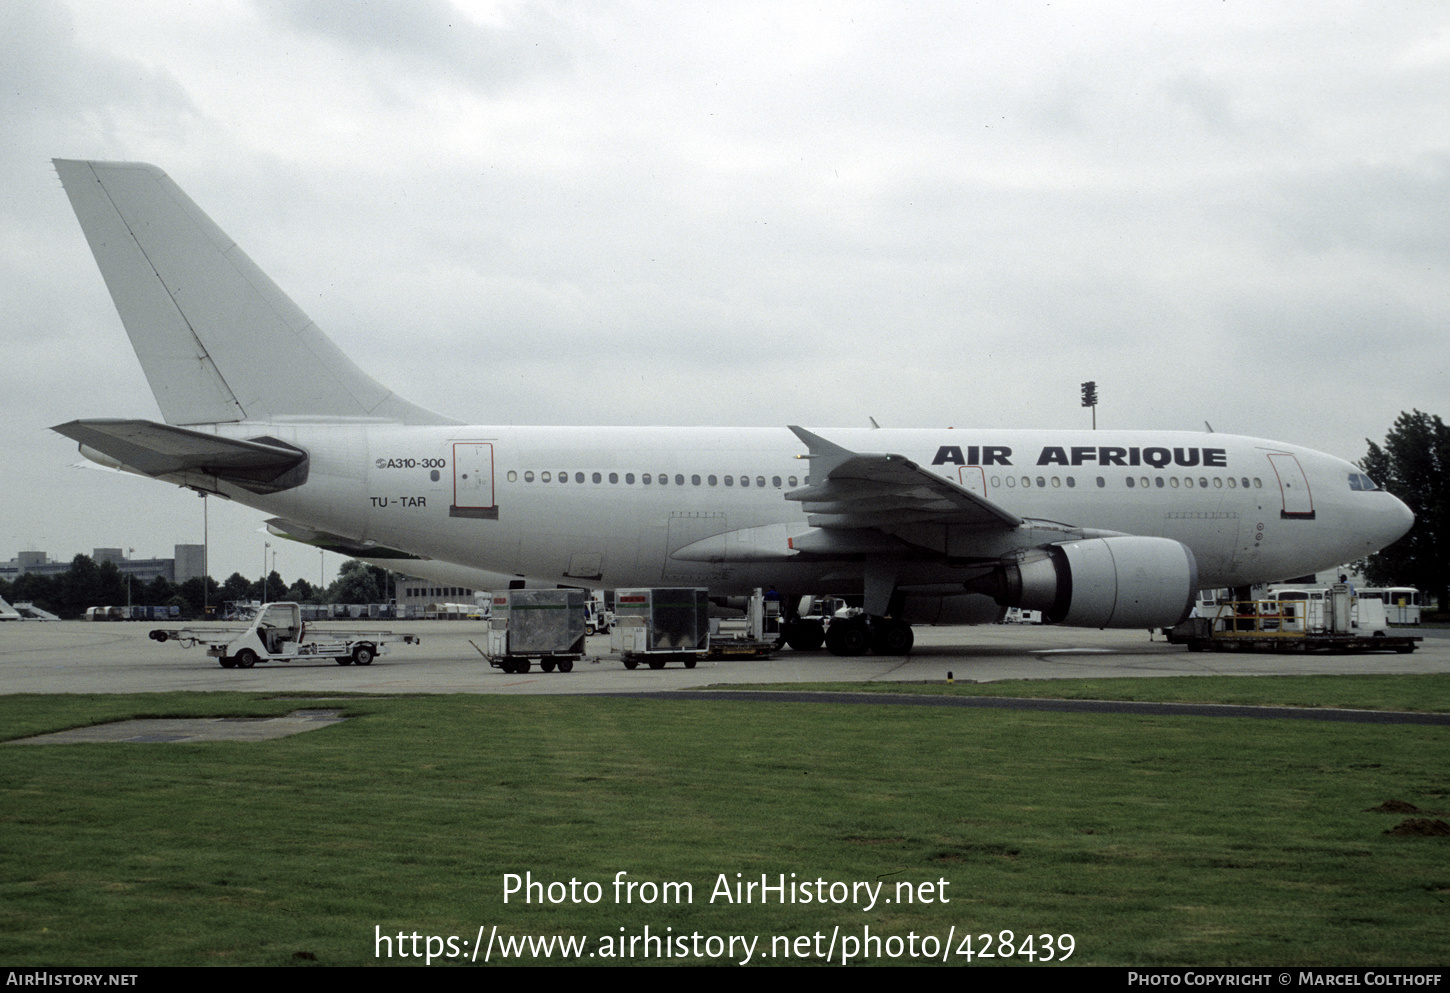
left=54, top=160, right=454, bottom=426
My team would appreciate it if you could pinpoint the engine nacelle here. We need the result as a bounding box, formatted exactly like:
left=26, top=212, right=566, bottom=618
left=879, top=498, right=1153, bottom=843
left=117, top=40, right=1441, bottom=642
left=969, top=536, right=1198, bottom=629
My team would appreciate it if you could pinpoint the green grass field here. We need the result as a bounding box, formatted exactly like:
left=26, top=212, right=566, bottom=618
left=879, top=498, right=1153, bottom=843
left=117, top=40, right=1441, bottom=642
left=719, top=673, right=1450, bottom=712
left=1, top=682, right=1447, bottom=966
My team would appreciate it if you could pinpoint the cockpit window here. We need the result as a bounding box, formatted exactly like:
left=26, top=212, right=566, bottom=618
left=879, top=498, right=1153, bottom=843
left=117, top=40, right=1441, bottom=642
left=1348, top=473, right=1380, bottom=491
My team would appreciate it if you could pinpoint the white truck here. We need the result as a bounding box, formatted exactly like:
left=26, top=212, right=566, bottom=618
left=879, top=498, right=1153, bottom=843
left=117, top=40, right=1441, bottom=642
left=149, top=601, right=420, bottom=668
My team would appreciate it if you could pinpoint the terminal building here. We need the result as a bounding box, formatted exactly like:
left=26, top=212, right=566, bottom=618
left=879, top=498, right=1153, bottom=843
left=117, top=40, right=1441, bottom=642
left=0, top=546, right=207, bottom=585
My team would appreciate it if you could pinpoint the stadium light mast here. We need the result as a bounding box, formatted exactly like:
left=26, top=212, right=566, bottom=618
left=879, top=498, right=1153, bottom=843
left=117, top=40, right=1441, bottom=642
left=1081, top=381, right=1098, bottom=430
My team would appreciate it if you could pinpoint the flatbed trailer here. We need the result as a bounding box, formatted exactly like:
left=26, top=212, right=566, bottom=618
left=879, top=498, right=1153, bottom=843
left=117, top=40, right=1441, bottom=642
left=1170, top=593, right=1421, bottom=654
left=150, top=602, right=420, bottom=668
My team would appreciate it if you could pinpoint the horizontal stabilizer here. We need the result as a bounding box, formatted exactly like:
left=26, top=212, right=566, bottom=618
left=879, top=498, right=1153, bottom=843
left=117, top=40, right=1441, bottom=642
left=53, top=419, right=308, bottom=493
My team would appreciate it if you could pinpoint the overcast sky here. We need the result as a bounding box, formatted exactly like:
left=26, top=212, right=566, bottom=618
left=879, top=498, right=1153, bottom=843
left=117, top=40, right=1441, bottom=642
left=3, top=0, right=1447, bottom=588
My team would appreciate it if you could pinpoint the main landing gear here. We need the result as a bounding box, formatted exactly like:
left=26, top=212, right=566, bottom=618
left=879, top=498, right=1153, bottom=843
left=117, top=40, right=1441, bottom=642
left=816, top=616, right=913, bottom=657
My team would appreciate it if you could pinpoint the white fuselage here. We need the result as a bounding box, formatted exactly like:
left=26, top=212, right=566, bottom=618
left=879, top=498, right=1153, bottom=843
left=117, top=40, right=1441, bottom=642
left=189, top=423, right=1411, bottom=596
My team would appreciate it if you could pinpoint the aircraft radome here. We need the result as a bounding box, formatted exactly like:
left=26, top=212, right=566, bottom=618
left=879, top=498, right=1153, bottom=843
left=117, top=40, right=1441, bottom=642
left=50, top=160, right=1414, bottom=656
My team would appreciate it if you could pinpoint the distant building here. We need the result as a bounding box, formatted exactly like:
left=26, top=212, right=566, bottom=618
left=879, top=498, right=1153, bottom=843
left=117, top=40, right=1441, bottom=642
left=2, top=545, right=207, bottom=585
left=396, top=578, right=481, bottom=613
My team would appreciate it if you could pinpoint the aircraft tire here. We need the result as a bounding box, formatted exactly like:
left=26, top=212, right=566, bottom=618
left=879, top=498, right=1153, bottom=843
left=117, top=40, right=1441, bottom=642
left=870, top=620, right=914, bottom=656
left=825, top=622, right=869, bottom=657
left=235, top=649, right=258, bottom=669
left=784, top=620, right=825, bottom=652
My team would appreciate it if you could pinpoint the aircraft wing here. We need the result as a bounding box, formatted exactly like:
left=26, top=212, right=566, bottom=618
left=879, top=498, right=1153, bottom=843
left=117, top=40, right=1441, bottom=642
left=787, top=426, right=1022, bottom=531
left=52, top=419, right=307, bottom=493
left=265, top=519, right=422, bottom=559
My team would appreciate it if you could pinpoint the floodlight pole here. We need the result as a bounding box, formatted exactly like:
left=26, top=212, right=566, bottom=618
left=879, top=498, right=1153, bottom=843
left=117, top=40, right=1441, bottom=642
left=1080, top=381, right=1099, bottom=430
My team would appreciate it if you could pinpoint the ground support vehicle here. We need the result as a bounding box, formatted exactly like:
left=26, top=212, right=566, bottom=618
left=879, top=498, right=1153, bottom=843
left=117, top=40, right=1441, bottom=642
left=611, top=588, right=710, bottom=669
left=1358, top=587, right=1423, bottom=625
left=1169, top=586, right=1421, bottom=654
left=584, top=590, right=615, bottom=635
left=477, top=589, right=587, bottom=673
left=705, top=588, right=779, bottom=660
left=149, top=602, right=419, bottom=667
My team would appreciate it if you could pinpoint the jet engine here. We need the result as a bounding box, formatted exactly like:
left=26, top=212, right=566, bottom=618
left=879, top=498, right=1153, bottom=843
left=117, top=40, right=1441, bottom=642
left=966, top=536, right=1198, bottom=629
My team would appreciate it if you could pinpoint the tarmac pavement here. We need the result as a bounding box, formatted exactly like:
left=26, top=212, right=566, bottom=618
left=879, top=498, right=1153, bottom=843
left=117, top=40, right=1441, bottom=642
left=2, top=619, right=1444, bottom=696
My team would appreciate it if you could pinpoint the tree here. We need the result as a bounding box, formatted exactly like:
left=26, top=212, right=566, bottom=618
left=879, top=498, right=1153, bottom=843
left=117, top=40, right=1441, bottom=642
left=284, top=577, right=316, bottom=603
left=328, top=559, right=385, bottom=604
left=220, top=572, right=253, bottom=604
left=1361, top=410, right=1449, bottom=611
left=179, top=576, right=220, bottom=618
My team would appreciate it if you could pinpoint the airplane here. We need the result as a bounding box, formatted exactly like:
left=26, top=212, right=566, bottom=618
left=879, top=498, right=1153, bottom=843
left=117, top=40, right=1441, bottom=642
left=49, top=160, right=1415, bottom=656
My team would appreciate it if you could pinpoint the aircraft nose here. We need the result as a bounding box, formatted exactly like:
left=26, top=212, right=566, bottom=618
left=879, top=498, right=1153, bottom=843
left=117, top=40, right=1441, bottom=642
left=1377, top=493, right=1415, bottom=548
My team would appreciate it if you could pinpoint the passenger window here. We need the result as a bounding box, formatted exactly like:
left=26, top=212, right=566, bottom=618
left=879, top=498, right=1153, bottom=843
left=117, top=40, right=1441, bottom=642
left=788, top=476, right=798, bottom=487
left=676, top=474, right=685, bottom=486
left=724, top=476, right=734, bottom=487
left=1096, top=477, right=1105, bottom=488
left=575, top=472, right=584, bottom=484
left=692, top=474, right=701, bottom=486
left=541, top=471, right=551, bottom=482
left=609, top=472, right=618, bottom=484
left=525, top=471, right=535, bottom=483
left=626, top=473, right=635, bottom=484
left=592, top=472, right=601, bottom=484
left=1126, top=477, right=1135, bottom=488
left=773, top=476, right=782, bottom=487
left=642, top=474, right=651, bottom=485
left=708, top=475, right=717, bottom=486
left=507, top=470, right=517, bottom=482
